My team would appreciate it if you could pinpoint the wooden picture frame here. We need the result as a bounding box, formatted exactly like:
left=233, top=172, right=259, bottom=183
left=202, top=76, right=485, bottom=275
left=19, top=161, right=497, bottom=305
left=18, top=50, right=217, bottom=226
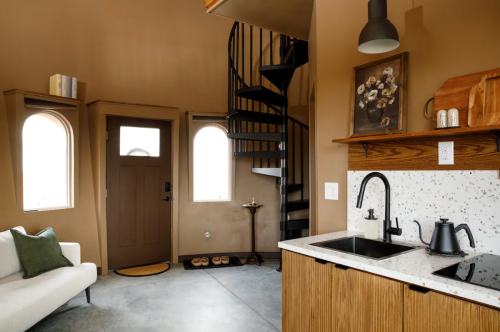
left=350, top=52, right=408, bottom=138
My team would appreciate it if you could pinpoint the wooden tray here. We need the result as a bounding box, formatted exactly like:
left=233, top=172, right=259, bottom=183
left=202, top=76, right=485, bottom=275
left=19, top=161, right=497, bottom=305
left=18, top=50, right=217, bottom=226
left=468, top=74, right=500, bottom=127
left=434, top=68, right=500, bottom=127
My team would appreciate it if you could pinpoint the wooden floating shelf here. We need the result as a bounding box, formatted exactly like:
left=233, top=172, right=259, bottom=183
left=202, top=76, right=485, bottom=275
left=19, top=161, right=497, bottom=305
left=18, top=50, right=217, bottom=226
left=333, top=125, right=500, bottom=158
left=332, top=125, right=500, bottom=144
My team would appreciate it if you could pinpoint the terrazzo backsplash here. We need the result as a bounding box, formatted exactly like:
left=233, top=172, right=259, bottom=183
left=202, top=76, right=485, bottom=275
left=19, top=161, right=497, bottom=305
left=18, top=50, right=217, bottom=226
left=347, top=171, right=500, bottom=255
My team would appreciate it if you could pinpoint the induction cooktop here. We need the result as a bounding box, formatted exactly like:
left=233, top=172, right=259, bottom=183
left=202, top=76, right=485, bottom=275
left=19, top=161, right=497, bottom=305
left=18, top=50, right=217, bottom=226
left=433, top=254, right=500, bottom=292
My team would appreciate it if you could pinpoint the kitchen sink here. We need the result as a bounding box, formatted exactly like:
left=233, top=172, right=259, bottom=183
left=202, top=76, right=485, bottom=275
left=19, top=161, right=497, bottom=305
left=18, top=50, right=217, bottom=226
left=310, top=236, right=422, bottom=260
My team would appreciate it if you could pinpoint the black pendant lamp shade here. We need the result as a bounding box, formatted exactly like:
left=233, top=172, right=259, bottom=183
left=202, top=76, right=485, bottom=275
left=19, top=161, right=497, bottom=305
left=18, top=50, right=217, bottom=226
left=358, top=0, right=399, bottom=54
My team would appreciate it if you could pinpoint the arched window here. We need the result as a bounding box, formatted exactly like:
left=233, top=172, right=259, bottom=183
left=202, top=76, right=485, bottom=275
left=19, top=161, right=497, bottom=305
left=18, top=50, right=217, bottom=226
left=22, top=112, right=73, bottom=211
left=193, top=125, right=230, bottom=202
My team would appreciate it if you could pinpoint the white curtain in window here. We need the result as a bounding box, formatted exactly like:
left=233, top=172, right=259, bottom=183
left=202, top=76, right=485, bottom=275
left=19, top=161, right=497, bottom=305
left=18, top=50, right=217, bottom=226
left=193, top=126, right=230, bottom=201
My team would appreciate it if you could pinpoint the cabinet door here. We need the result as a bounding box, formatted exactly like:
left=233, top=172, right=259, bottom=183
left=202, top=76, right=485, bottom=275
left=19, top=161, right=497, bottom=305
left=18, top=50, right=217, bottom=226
left=404, top=284, right=480, bottom=332
left=480, top=306, right=500, bottom=332
left=282, top=250, right=313, bottom=332
left=310, top=258, right=334, bottom=331
left=344, top=268, right=403, bottom=332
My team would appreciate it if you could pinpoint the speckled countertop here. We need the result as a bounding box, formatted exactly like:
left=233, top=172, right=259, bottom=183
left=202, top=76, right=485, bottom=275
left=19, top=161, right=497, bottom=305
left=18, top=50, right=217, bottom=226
left=278, top=230, right=500, bottom=309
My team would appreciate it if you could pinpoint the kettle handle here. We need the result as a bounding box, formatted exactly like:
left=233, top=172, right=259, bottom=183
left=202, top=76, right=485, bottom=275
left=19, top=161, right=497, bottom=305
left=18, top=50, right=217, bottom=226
left=455, top=224, right=475, bottom=248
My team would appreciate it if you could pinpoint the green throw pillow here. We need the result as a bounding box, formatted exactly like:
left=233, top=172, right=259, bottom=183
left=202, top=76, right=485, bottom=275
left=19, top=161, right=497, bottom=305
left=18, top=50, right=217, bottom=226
left=10, top=227, right=73, bottom=279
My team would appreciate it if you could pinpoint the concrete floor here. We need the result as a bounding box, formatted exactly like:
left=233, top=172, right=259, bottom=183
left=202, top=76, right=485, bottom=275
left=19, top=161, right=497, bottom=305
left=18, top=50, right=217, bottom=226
left=29, top=260, right=283, bottom=332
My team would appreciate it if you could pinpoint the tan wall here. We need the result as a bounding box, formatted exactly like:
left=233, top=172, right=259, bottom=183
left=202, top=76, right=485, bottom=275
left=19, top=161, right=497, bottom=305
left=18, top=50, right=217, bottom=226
left=0, top=0, right=309, bottom=264
left=313, top=0, right=500, bottom=233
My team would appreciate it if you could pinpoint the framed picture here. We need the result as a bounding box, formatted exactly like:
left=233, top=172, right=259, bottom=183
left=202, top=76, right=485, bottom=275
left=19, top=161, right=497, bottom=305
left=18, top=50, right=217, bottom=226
left=350, top=52, right=408, bottom=137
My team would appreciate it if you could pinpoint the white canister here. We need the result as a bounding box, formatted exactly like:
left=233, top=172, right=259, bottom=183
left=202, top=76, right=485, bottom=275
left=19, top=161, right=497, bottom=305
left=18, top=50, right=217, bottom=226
left=437, top=110, right=447, bottom=128
left=447, top=108, right=459, bottom=127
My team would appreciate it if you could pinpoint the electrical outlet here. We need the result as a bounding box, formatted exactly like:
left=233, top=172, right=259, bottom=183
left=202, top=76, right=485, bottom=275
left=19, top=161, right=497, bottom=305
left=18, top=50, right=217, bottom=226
left=325, top=182, right=339, bottom=200
left=205, top=231, right=211, bottom=240
left=439, top=141, right=454, bottom=165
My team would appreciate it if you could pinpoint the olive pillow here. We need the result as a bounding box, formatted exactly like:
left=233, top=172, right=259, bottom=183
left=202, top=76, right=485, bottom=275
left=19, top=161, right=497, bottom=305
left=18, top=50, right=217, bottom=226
left=10, top=227, right=73, bottom=279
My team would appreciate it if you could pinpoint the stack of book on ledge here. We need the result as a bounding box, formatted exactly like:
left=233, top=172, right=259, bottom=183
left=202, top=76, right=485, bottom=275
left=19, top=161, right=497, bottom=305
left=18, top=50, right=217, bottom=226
left=49, top=74, right=77, bottom=99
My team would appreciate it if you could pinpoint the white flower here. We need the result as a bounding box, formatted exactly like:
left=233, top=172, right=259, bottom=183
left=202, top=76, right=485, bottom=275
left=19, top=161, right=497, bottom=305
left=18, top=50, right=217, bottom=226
left=357, top=84, right=365, bottom=95
left=377, top=98, right=388, bottom=109
left=367, top=90, right=378, bottom=101
left=366, top=77, right=376, bottom=87
left=382, top=88, right=392, bottom=97
left=390, top=84, right=398, bottom=94
left=386, top=75, right=395, bottom=85
left=378, top=83, right=384, bottom=89
left=359, top=101, right=365, bottom=108
left=376, top=80, right=381, bottom=85
left=383, top=67, right=393, bottom=76
left=388, top=97, right=395, bottom=105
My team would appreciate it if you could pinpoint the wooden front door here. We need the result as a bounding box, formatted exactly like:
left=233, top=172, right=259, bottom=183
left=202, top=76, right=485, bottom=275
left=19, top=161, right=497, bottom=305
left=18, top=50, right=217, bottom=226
left=107, top=116, right=172, bottom=269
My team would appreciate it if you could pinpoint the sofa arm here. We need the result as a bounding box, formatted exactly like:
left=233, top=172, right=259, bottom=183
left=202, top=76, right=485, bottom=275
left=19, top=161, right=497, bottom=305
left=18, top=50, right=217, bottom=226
left=60, top=242, right=81, bottom=266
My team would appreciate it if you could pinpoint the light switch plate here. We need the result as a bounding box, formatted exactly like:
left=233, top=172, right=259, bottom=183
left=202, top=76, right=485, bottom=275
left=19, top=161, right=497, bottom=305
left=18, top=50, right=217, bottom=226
left=325, top=182, right=339, bottom=200
left=439, top=141, right=454, bottom=165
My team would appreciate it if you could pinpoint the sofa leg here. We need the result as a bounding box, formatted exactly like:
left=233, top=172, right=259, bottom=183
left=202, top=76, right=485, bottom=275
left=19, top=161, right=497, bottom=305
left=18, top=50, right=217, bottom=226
left=85, top=287, right=90, bottom=303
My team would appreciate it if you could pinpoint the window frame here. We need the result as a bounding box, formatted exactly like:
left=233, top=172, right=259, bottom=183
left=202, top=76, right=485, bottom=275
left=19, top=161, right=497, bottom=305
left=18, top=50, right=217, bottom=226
left=4, top=91, right=80, bottom=215
left=22, top=111, right=75, bottom=212
left=186, top=112, right=235, bottom=203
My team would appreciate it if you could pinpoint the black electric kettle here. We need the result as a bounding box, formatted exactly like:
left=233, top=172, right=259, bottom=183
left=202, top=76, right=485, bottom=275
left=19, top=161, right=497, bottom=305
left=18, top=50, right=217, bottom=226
left=413, top=218, right=475, bottom=254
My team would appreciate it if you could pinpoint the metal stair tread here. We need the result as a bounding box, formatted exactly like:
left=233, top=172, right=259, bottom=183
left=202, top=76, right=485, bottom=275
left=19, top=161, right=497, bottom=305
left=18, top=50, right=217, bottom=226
left=260, top=64, right=296, bottom=90
left=227, top=109, right=283, bottom=125
left=227, top=132, right=282, bottom=142
left=235, top=86, right=287, bottom=107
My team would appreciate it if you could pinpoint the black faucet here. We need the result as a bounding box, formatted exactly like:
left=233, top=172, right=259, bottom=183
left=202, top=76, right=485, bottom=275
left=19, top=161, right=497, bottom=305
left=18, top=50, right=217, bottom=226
left=356, top=172, right=402, bottom=242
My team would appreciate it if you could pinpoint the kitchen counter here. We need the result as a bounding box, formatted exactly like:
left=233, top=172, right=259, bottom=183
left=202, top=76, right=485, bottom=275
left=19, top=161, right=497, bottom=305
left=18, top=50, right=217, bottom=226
left=279, top=230, right=500, bottom=309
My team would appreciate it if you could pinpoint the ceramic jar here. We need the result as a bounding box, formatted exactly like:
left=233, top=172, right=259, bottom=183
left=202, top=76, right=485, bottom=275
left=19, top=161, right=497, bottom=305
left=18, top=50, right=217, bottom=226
left=447, top=108, right=459, bottom=127
left=437, top=110, right=447, bottom=128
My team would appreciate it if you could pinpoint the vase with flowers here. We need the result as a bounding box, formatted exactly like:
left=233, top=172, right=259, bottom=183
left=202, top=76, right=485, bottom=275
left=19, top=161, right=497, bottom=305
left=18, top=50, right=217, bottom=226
left=357, top=67, right=398, bottom=123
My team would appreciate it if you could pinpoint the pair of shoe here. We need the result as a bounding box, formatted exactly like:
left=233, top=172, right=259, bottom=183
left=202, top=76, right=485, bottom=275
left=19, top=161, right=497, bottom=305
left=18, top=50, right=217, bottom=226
left=212, top=256, right=230, bottom=265
left=191, top=256, right=230, bottom=267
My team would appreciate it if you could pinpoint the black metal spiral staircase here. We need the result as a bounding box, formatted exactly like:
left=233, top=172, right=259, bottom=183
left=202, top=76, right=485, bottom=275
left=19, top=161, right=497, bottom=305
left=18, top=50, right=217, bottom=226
left=226, top=22, right=310, bottom=269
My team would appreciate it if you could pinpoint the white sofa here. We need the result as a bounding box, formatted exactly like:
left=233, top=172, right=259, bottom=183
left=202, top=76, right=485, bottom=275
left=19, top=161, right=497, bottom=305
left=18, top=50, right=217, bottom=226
left=0, top=227, right=97, bottom=332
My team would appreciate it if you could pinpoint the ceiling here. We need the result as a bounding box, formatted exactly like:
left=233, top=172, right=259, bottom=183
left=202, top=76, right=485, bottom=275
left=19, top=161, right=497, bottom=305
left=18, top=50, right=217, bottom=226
left=208, top=0, right=314, bottom=40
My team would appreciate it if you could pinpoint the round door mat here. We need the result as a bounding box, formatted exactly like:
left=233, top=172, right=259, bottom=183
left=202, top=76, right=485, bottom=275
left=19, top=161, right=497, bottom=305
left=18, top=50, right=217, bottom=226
left=115, top=262, right=170, bottom=277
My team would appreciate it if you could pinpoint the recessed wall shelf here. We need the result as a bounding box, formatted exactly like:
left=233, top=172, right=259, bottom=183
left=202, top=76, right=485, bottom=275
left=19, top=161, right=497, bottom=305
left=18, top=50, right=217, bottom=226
left=332, top=125, right=500, bottom=156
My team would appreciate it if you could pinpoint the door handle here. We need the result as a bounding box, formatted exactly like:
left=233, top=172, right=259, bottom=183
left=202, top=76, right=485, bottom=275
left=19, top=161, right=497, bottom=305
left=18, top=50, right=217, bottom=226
left=162, top=197, right=170, bottom=201
left=315, top=258, right=329, bottom=265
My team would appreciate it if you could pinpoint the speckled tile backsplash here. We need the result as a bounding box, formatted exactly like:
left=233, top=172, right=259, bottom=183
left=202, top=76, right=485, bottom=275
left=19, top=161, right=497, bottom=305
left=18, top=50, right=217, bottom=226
left=347, top=171, right=500, bottom=255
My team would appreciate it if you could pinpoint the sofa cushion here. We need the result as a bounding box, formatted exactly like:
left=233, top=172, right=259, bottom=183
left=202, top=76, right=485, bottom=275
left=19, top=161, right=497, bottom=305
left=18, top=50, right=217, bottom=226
left=10, top=227, right=73, bottom=279
left=0, top=263, right=97, bottom=332
left=0, top=227, right=27, bottom=280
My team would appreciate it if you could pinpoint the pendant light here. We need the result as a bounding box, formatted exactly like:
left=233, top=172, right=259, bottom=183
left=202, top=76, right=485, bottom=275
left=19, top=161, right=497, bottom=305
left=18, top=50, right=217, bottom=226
left=358, top=0, right=399, bottom=54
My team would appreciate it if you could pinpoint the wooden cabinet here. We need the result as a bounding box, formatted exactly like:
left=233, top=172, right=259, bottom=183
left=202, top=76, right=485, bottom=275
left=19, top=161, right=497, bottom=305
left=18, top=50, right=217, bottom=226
left=283, top=250, right=500, bottom=332
left=404, top=284, right=480, bottom=332
left=282, top=249, right=313, bottom=332
left=283, top=250, right=403, bottom=332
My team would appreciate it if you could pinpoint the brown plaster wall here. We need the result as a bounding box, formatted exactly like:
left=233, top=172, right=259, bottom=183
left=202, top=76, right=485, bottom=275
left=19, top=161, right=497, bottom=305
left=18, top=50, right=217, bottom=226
left=312, top=0, right=500, bottom=233
left=0, top=0, right=309, bottom=264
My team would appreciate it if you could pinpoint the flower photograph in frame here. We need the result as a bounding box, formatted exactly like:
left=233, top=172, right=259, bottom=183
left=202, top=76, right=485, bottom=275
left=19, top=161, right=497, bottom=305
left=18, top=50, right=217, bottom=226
left=350, top=52, right=408, bottom=137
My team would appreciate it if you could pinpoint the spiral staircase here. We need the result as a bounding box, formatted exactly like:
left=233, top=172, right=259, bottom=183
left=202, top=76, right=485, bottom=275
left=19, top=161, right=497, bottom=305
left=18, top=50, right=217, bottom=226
left=226, top=22, right=310, bottom=270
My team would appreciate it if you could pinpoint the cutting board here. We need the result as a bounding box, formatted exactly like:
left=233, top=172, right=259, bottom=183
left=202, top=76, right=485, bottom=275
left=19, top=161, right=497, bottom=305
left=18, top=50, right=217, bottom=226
left=434, top=68, right=500, bottom=127
left=468, top=74, right=500, bottom=126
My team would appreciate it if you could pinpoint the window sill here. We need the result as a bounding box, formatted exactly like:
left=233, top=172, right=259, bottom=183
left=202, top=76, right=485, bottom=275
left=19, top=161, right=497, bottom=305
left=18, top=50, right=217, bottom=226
left=193, top=199, right=233, bottom=203
left=24, top=206, right=74, bottom=213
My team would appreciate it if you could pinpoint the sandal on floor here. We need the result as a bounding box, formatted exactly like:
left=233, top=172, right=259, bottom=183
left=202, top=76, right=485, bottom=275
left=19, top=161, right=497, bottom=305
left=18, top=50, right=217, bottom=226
left=221, top=256, right=230, bottom=265
left=201, top=257, right=209, bottom=266
left=212, top=257, right=222, bottom=265
left=191, top=258, right=201, bottom=267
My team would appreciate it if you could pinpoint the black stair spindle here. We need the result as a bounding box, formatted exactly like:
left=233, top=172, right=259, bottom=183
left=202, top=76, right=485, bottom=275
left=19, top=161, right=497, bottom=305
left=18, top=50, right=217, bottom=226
left=300, top=126, right=304, bottom=201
